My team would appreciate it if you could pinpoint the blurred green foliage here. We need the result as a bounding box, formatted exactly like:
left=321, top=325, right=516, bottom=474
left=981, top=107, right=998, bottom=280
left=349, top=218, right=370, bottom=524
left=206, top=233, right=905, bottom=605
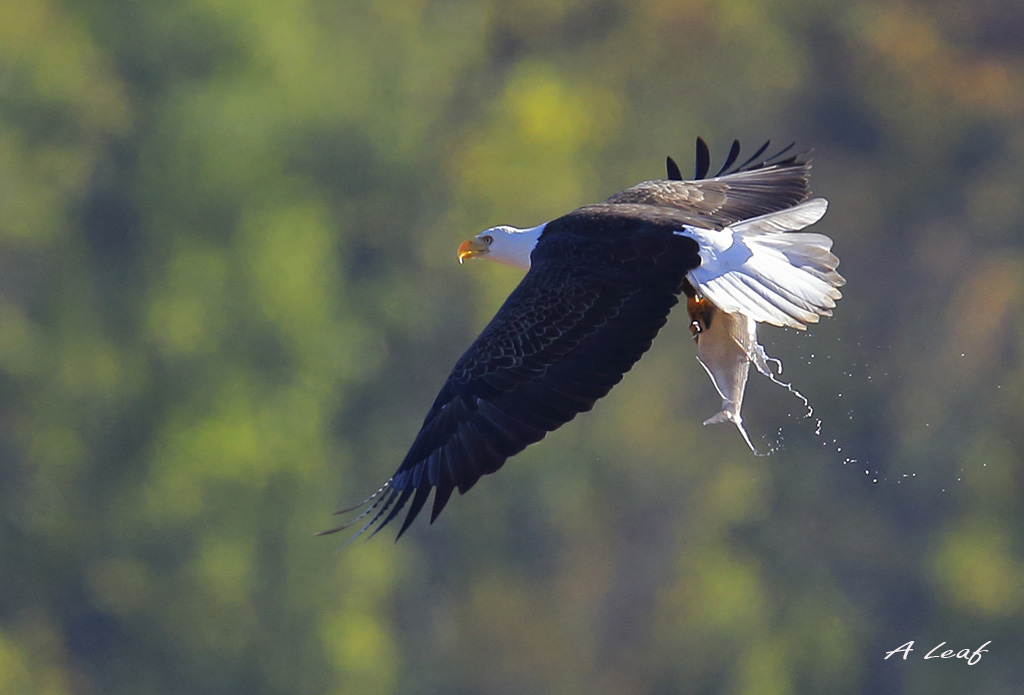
left=1, top=0, right=1023, bottom=693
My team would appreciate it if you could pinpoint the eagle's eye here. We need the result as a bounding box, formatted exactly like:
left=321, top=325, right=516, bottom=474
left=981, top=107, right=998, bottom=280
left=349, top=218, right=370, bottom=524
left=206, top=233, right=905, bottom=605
left=482, top=234, right=494, bottom=245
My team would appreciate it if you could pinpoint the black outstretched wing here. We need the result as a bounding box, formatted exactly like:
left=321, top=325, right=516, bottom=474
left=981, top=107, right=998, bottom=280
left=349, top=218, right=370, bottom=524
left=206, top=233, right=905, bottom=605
left=324, top=212, right=701, bottom=541
left=614, top=138, right=808, bottom=227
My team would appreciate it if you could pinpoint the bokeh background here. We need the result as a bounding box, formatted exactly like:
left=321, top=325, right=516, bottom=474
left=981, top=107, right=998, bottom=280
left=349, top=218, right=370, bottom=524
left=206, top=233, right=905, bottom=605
left=2, top=0, right=1024, bottom=693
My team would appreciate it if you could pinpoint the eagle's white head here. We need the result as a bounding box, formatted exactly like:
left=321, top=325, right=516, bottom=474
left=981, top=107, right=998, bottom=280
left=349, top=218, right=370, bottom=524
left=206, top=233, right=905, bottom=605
left=457, top=223, right=546, bottom=271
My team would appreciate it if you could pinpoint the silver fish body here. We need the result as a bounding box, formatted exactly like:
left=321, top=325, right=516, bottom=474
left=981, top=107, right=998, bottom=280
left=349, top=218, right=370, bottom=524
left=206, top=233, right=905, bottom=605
left=689, top=298, right=772, bottom=453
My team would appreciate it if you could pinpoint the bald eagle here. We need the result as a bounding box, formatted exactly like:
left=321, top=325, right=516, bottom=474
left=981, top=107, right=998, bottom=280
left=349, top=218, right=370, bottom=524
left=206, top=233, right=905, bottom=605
left=324, top=139, right=844, bottom=541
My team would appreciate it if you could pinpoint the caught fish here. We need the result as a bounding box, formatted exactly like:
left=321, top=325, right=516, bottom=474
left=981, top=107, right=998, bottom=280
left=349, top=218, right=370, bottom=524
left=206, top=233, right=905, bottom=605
left=688, top=296, right=772, bottom=453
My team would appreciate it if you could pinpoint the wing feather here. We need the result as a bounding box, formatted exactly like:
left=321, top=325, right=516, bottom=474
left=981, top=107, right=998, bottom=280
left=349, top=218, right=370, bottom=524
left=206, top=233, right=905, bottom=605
left=666, top=155, right=683, bottom=181
left=694, top=137, right=711, bottom=178
left=325, top=226, right=700, bottom=540
left=715, top=139, right=742, bottom=177
left=607, top=139, right=810, bottom=226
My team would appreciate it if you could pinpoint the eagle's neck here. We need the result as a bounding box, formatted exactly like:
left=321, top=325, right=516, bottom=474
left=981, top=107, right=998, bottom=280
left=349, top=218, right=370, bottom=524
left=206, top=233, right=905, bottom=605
left=490, top=223, right=546, bottom=271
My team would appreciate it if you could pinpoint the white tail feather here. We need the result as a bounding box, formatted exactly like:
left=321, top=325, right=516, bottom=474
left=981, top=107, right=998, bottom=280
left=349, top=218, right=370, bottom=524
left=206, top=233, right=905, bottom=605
left=678, top=198, right=844, bottom=329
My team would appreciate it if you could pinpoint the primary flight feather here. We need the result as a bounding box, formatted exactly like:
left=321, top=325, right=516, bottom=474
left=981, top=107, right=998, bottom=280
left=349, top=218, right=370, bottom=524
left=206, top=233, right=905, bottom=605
left=324, top=138, right=844, bottom=542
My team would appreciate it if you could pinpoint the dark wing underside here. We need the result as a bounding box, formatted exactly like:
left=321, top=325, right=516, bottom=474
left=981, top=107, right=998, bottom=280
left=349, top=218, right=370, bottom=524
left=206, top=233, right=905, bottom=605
left=324, top=214, right=701, bottom=541
left=608, top=138, right=810, bottom=227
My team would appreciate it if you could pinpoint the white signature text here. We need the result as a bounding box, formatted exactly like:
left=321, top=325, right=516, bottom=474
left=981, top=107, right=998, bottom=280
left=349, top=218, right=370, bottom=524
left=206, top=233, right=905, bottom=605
left=884, top=641, right=990, bottom=666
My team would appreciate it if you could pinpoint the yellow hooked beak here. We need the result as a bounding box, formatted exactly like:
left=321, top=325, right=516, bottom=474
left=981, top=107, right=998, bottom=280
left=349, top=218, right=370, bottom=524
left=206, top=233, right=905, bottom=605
left=458, top=237, right=489, bottom=263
